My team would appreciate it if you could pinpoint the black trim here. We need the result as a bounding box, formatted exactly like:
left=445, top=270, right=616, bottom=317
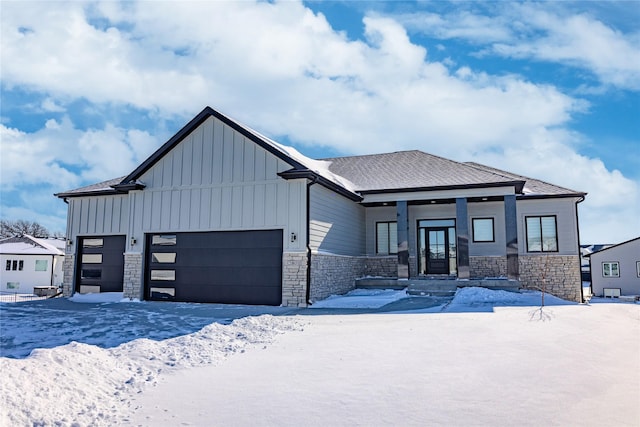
left=525, top=215, right=559, bottom=253
left=517, top=193, right=586, bottom=200
left=278, top=168, right=362, bottom=201
left=122, top=107, right=307, bottom=186
left=55, top=189, right=121, bottom=198
left=112, top=181, right=146, bottom=192
left=359, top=181, right=527, bottom=195
left=471, top=217, right=495, bottom=243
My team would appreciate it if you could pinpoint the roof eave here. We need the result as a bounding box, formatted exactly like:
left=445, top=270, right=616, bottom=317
left=358, top=180, right=526, bottom=195
left=55, top=189, right=122, bottom=199
left=278, top=169, right=363, bottom=202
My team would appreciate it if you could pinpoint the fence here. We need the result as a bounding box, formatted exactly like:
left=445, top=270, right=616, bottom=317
left=0, top=290, right=61, bottom=304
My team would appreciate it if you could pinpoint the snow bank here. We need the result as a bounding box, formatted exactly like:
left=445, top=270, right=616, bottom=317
left=0, top=315, right=305, bottom=427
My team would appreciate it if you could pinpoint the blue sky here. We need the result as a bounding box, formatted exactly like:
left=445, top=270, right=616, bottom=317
left=1, top=1, right=638, bottom=243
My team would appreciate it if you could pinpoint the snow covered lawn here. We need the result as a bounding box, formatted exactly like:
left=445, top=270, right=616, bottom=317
left=1, top=288, right=638, bottom=426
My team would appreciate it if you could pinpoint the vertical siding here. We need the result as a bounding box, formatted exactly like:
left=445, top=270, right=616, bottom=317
left=309, top=184, right=365, bottom=256
left=125, top=116, right=306, bottom=251
left=66, top=116, right=307, bottom=253
left=517, top=198, right=580, bottom=255
left=68, top=195, right=129, bottom=238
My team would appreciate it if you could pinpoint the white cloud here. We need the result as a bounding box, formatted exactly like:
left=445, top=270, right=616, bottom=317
left=0, top=0, right=637, bottom=242
left=396, top=3, right=640, bottom=90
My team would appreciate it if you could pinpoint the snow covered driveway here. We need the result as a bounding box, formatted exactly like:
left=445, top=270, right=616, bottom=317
left=1, top=288, right=639, bottom=426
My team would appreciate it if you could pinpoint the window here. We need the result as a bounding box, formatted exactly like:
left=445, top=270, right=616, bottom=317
left=152, top=253, right=177, bottom=263
left=152, top=235, right=177, bottom=245
left=35, top=260, right=48, bottom=271
left=525, top=216, right=558, bottom=252
left=472, top=218, right=494, bottom=242
left=637, top=261, right=640, bottom=278
left=81, top=269, right=102, bottom=279
left=376, top=222, right=398, bottom=255
left=602, top=262, right=620, bottom=278
left=82, top=254, right=102, bottom=264
left=150, top=270, right=176, bottom=281
left=83, top=238, right=103, bottom=248
left=6, top=282, right=20, bottom=290
left=6, top=260, right=23, bottom=271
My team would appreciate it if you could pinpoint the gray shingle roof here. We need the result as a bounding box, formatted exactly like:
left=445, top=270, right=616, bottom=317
left=321, top=150, right=523, bottom=192
left=55, top=177, right=125, bottom=197
left=464, top=162, right=584, bottom=196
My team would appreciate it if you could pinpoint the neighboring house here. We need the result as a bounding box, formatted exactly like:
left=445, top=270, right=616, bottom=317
left=0, top=235, right=65, bottom=294
left=580, top=244, right=612, bottom=282
left=589, top=237, right=640, bottom=297
left=55, top=106, right=586, bottom=306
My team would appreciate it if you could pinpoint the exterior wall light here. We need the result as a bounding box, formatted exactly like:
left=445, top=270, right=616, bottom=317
left=290, top=232, right=297, bottom=243
left=130, top=237, right=137, bottom=246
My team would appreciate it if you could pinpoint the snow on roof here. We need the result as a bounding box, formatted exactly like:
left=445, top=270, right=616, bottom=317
left=0, top=235, right=65, bottom=255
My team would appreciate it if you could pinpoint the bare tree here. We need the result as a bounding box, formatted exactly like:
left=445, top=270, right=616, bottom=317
left=0, top=219, right=51, bottom=238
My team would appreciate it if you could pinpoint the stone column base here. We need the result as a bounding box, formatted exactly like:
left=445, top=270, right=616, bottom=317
left=123, top=252, right=143, bottom=300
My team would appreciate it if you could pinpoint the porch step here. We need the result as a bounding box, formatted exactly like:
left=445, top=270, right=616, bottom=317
left=406, top=280, right=458, bottom=297
left=356, top=277, right=521, bottom=297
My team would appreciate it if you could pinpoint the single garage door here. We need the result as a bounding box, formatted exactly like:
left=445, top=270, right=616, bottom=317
left=145, top=230, right=283, bottom=305
left=76, top=235, right=126, bottom=294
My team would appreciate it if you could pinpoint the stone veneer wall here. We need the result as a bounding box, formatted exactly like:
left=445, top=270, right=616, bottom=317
left=470, top=256, right=508, bottom=278
left=362, top=256, right=397, bottom=277
left=62, top=255, right=75, bottom=297
left=519, top=254, right=582, bottom=302
left=310, top=253, right=366, bottom=302
left=123, top=252, right=143, bottom=300
left=282, top=252, right=308, bottom=307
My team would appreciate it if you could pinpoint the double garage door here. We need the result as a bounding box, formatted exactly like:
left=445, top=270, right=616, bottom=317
left=145, top=230, right=283, bottom=305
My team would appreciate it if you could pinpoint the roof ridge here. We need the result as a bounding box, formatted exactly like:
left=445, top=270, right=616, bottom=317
left=464, top=162, right=581, bottom=194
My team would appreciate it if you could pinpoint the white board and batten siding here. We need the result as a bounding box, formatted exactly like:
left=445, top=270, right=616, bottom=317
left=66, top=116, right=308, bottom=252
left=128, top=116, right=307, bottom=252
left=309, top=184, right=365, bottom=256
left=67, top=195, right=129, bottom=252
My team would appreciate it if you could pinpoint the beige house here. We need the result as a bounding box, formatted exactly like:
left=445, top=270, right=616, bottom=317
left=56, top=106, right=586, bottom=306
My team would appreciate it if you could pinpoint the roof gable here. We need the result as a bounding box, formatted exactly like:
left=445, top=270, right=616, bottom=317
left=0, top=235, right=65, bottom=255
left=588, top=237, right=640, bottom=257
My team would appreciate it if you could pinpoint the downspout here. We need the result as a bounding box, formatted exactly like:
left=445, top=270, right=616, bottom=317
left=575, top=195, right=586, bottom=303
left=50, top=254, right=55, bottom=287
left=306, top=176, right=318, bottom=305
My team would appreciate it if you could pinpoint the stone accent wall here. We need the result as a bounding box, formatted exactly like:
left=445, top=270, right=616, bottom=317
left=362, top=256, right=397, bottom=278
left=62, top=255, right=75, bottom=297
left=123, top=252, right=143, bottom=300
left=282, top=252, right=308, bottom=307
left=470, top=256, right=507, bottom=278
left=310, top=253, right=366, bottom=302
left=519, top=254, right=582, bottom=302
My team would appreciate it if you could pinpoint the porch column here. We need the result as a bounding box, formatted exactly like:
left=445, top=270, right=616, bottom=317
left=456, top=198, right=470, bottom=279
left=396, top=200, right=410, bottom=279
left=504, top=194, right=519, bottom=279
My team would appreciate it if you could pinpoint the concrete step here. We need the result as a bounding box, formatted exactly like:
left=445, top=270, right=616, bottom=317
left=406, top=281, right=457, bottom=297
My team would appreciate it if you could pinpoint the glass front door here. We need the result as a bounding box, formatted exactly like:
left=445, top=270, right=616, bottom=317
left=418, top=219, right=457, bottom=276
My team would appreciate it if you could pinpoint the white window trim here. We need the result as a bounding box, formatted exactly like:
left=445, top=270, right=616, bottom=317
left=602, top=261, right=620, bottom=278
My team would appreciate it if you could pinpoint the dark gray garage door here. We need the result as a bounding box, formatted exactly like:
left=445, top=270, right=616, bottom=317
left=145, top=230, right=283, bottom=305
left=76, top=235, right=126, bottom=293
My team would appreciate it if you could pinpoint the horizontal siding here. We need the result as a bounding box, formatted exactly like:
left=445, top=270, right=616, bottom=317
left=517, top=198, right=579, bottom=255
left=310, top=184, right=365, bottom=256
left=468, top=201, right=506, bottom=257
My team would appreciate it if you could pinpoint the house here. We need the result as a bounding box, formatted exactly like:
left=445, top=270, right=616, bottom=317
left=55, top=106, right=586, bottom=306
left=580, top=244, right=612, bottom=282
left=0, top=235, right=65, bottom=294
left=588, top=237, right=640, bottom=297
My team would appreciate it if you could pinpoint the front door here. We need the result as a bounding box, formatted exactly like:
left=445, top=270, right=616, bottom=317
left=418, top=219, right=457, bottom=276
left=426, top=228, right=449, bottom=274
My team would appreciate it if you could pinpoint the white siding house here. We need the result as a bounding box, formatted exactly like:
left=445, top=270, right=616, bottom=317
left=589, top=237, right=640, bottom=297
left=0, top=235, right=65, bottom=295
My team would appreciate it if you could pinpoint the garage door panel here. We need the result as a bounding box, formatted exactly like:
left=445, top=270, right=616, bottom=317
left=146, top=230, right=283, bottom=305
left=77, top=235, right=125, bottom=294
